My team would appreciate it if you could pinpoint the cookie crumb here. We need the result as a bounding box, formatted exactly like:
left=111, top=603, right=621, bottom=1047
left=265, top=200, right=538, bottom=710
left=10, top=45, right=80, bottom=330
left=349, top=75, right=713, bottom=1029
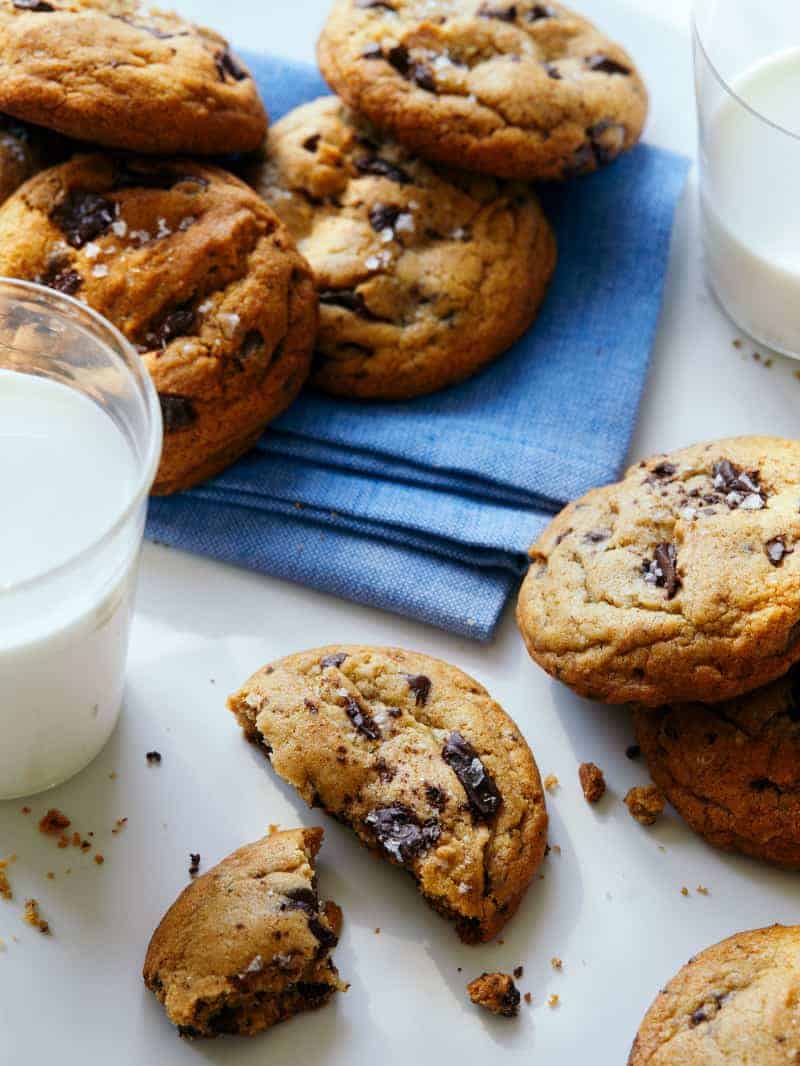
left=524, top=992, right=532, bottom=1005
left=109, top=771, right=118, bottom=780
left=544, top=774, right=560, bottom=793
left=23, top=899, right=50, bottom=935
left=374, top=928, right=380, bottom=935
left=20, top=807, right=31, bottom=815
left=625, top=744, right=641, bottom=760
left=551, top=957, right=563, bottom=970
left=548, top=994, right=560, bottom=1008
left=681, top=886, right=690, bottom=897
left=0, top=856, right=14, bottom=901
left=112, top=817, right=128, bottom=835
left=467, top=972, right=521, bottom=1018
left=624, top=785, right=665, bottom=826
left=578, top=762, right=606, bottom=803
left=38, top=809, right=71, bottom=836
left=146, top=751, right=162, bottom=765
left=46, top=872, right=55, bottom=881
left=732, top=338, right=743, bottom=349
left=188, top=853, right=201, bottom=878
left=94, top=854, right=104, bottom=866
left=513, top=965, right=524, bottom=979
left=696, top=885, right=710, bottom=896
left=268, top=824, right=280, bottom=836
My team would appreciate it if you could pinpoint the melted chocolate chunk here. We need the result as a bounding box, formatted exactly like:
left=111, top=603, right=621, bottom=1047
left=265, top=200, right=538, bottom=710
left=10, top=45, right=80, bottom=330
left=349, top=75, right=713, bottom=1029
left=240, top=330, right=264, bottom=362
left=159, top=394, right=197, bottom=433
left=283, top=887, right=339, bottom=951
left=585, top=54, right=631, bottom=76
left=318, top=288, right=383, bottom=321
left=364, top=804, right=440, bottom=864
left=405, top=674, right=431, bottom=706
left=42, top=261, right=82, bottom=296
left=344, top=695, right=381, bottom=740
left=215, top=49, right=248, bottom=82
left=442, top=732, right=501, bottom=821
left=302, top=134, right=321, bottom=153
left=387, top=43, right=410, bottom=75
left=478, top=3, right=518, bottom=21
left=564, top=141, right=595, bottom=176
left=766, top=537, right=792, bottom=567
left=650, top=460, right=677, bottom=479
left=13, top=0, right=54, bottom=8
left=113, top=162, right=207, bottom=191
left=320, top=652, right=348, bottom=668
left=526, top=3, right=555, bottom=18
left=643, top=542, right=680, bottom=599
left=368, top=203, right=402, bottom=233
left=355, top=156, right=413, bottom=184
left=145, top=306, right=195, bottom=349
left=545, top=63, right=563, bottom=80
left=362, top=43, right=384, bottom=59
left=712, top=459, right=766, bottom=510
left=50, top=191, right=115, bottom=248
left=690, top=1009, right=707, bottom=1027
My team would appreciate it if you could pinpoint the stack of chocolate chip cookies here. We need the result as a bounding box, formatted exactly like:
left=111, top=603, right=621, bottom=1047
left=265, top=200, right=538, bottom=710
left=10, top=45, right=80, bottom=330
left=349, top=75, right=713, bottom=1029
left=0, top=0, right=649, bottom=492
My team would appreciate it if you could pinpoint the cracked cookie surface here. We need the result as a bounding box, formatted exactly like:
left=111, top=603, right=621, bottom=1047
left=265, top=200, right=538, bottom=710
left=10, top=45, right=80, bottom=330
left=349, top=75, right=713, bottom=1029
left=317, top=0, right=648, bottom=181
left=0, top=154, right=317, bottom=493
left=635, top=667, right=800, bottom=869
left=0, top=0, right=266, bottom=154
left=228, top=645, right=548, bottom=943
left=629, top=925, right=800, bottom=1064
left=252, top=95, right=556, bottom=400
left=143, top=828, right=346, bottom=1039
left=517, top=437, right=800, bottom=706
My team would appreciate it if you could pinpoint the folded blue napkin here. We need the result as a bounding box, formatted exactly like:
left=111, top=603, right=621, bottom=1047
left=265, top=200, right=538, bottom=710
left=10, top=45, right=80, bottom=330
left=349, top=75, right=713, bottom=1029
left=147, top=53, right=690, bottom=640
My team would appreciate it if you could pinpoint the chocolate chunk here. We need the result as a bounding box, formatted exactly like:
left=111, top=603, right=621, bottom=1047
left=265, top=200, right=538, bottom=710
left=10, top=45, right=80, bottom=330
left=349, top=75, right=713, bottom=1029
left=344, top=695, right=381, bottom=740
left=215, top=49, right=248, bottom=82
left=159, top=394, right=197, bottom=434
left=368, top=203, right=402, bottom=233
left=642, top=542, right=681, bottom=599
left=585, top=54, right=631, bottom=76
left=409, top=62, right=436, bottom=92
left=584, top=529, right=611, bottom=544
left=526, top=3, right=555, bottom=19
left=13, top=0, right=54, bottom=10
left=478, top=3, right=518, bottom=21
left=425, top=784, right=447, bottom=810
left=321, top=652, right=348, bottom=668
left=302, top=134, right=321, bottom=153
left=690, top=1009, right=707, bottom=1027
left=356, top=0, right=397, bottom=7
left=146, top=750, right=162, bottom=764
left=50, top=191, right=115, bottom=248
left=364, top=804, right=440, bottom=864
left=653, top=461, right=677, bottom=477
left=240, top=330, right=264, bottom=362
left=545, top=63, right=563, bottom=80
left=766, top=537, right=792, bottom=567
left=405, top=674, right=431, bottom=706
left=42, top=262, right=82, bottom=296
left=145, top=306, right=195, bottom=349
left=113, top=162, right=207, bottom=191
left=362, top=43, right=384, bottom=59
left=750, top=778, right=774, bottom=792
left=442, top=732, right=502, bottom=820
left=712, top=459, right=766, bottom=509
left=588, top=120, right=627, bottom=165
left=565, top=141, right=595, bottom=176
left=387, top=43, right=410, bottom=76
left=283, top=888, right=339, bottom=951
left=355, top=156, right=413, bottom=184
left=188, top=853, right=201, bottom=876
left=319, top=288, right=384, bottom=321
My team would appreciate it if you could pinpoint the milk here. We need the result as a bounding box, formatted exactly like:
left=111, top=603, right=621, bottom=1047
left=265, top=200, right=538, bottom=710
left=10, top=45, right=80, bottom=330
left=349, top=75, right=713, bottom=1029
left=702, top=47, right=800, bottom=356
left=0, top=369, right=140, bottom=798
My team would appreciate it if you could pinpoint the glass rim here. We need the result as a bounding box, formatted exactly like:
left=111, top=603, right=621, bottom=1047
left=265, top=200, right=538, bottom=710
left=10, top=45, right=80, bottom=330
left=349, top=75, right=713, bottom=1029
left=692, top=0, right=800, bottom=143
left=0, top=276, right=163, bottom=599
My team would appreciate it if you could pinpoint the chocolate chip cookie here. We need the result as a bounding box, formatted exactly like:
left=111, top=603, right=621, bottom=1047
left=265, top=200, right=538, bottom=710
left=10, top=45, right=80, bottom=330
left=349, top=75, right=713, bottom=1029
left=629, top=925, right=800, bottom=1064
left=634, top=667, right=800, bottom=869
left=0, top=1, right=266, bottom=155
left=252, top=96, right=556, bottom=400
left=517, top=437, right=800, bottom=706
left=228, top=645, right=548, bottom=943
left=143, top=828, right=346, bottom=1039
left=317, top=0, right=648, bottom=181
left=467, top=971, right=521, bottom=1017
left=0, top=155, right=317, bottom=494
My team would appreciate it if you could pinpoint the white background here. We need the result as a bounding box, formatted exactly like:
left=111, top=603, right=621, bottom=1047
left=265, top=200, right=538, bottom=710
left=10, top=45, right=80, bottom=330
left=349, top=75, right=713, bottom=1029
left=2, top=2, right=800, bottom=1064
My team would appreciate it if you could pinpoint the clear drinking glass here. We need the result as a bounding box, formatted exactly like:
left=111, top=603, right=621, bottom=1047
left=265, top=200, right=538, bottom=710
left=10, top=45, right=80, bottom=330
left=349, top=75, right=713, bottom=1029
left=0, top=279, right=162, bottom=799
left=694, top=0, right=800, bottom=357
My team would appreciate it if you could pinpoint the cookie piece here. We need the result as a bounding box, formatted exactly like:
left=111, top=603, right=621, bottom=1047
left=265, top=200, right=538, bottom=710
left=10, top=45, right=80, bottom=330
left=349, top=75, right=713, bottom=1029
left=0, top=155, right=317, bottom=494
left=317, top=0, right=647, bottom=181
left=578, top=761, right=605, bottom=804
left=228, top=645, right=548, bottom=943
left=143, top=828, right=346, bottom=1039
left=0, top=1, right=266, bottom=155
left=517, top=437, right=800, bottom=706
left=629, top=925, right=800, bottom=1064
left=624, top=784, right=664, bottom=826
left=467, top=972, right=521, bottom=1017
left=252, top=96, right=556, bottom=400
left=635, top=668, right=800, bottom=869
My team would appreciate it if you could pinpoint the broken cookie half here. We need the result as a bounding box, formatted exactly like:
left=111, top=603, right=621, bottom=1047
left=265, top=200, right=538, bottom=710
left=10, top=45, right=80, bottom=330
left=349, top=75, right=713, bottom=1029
left=228, top=645, right=548, bottom=943
left=143, top=827, right=346, bottom=1039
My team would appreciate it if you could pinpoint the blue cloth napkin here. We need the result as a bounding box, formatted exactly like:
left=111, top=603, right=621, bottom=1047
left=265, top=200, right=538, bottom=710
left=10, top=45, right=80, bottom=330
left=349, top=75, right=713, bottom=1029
left=147, top=52, right=690, bottom=640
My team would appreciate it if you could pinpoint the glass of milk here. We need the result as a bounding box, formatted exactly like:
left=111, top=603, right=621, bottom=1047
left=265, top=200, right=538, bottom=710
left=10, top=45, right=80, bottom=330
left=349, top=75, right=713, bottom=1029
left=694, top=0, right=800, bottom=356
left=0, top=279, right=162, bottom=799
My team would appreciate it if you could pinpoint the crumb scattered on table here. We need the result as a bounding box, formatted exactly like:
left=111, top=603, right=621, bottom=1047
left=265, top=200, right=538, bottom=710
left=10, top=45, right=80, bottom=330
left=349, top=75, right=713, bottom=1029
left=579, top=762, right=606, bottom=803
left=513, top=965, right=524, bottom=980
left=0, top=856, right=15, bottom=901
left=548, top=994, right=560, bottom=1008
left=39, top=809, right=71, bottom=836
left=20, top=807, right=30, bottom=815
left=146, top=751, right=162, bottom=765
left=189, top=853, right=201, bottom=878
left=23, top=899, right=50, bottom=935
left=551, top=957, right=563, bottom=971
left=697, top=885, right=710, bottom=896
left=524, top=992, right=532, bottom=1005
left=681, top=886, right=689, bottom=897
left=112, top=818, right=128, bottom=835
left=625, top=785, right=665, bottom=826
left=467, top=972, right=521, bottom=1018
left=94, top=854, right=104, bottom=866
left=544, top=774, right=560, bottom=793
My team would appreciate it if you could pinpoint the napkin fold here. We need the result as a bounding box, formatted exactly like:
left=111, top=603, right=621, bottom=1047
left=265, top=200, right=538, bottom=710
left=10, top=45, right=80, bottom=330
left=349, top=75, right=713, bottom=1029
left=147, top=53, right=690, bottom=640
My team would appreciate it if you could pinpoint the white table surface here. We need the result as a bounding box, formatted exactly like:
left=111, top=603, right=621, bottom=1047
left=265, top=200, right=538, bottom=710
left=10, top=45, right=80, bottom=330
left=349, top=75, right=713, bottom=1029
left=3, top=3, right=799, bottom=1065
